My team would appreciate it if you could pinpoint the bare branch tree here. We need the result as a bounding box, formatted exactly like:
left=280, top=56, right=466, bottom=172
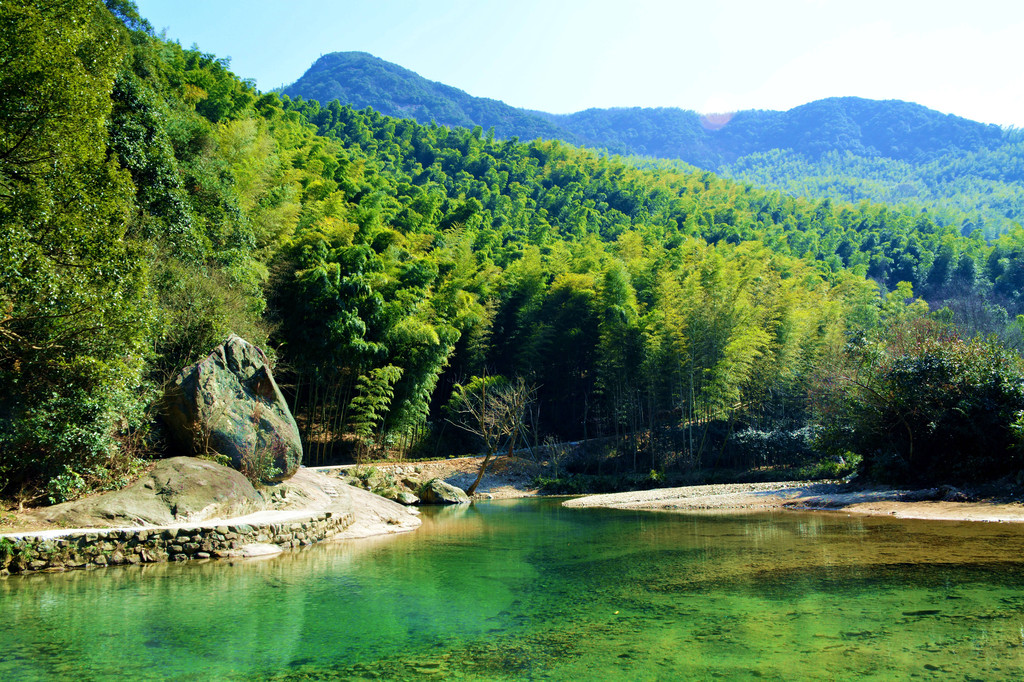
left=447, top=375, right=537, bottom=496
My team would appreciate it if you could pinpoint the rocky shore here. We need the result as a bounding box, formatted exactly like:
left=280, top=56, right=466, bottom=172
left=0, top=460, right=421, bottom=576
left=0, top=453, right=544, bottom=577
left=0, top=509, right=352, bottom=576
left=9, top=451, right=1024, bottom=577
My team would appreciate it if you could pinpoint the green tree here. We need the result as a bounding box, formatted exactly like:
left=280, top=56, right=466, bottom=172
left=349, top=365, right=404, bottom=458
left=813, top=318, right=1024, bottom=483
left=596, top=260, right=644, bottom=460
left=0, top=0, right=154, bottom=498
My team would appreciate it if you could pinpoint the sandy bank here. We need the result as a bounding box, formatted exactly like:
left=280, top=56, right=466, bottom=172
left=564, top=481, right=1024, bottom=522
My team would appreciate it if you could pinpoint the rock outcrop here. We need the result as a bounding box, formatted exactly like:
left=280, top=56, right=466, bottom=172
left=419, top=479, right=471, bottom=505
left=393, top=491, right=420, bottom=505
left=2, top=465, right=424, bottom=575
left=24, top=457, right=264, bottom=528
left=164, top=335, right=301, bottom=480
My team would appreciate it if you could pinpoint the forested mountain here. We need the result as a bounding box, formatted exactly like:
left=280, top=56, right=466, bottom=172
left=5, top=0, right=1024, bottom=503
left=284, top=52, right=1024, bottom=236
left=553, top=97, right=1005, bottom=166
left=281, top=52, right=575, bottom=144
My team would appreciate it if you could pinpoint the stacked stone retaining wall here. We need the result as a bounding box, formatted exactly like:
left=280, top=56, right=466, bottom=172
left=0, top=508, right=354, bottom=576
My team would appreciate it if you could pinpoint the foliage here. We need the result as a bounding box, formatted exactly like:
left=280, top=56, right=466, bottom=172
left=45, top=468, right=88, bottom=505
left=283, top=55, right=1024, bottom=236
left=725, top=427, right=818, bottom=468
left=239, top=440, right=283, bottom=486
left=0, top=0, right=156, bottom=496
left=533, top=470, right=667, bottom=496
left=813, top=318, right=1024, bottom=483
left=11, top=1, right=1024, bottom=500
left=723, top=147, right=1024, bottom=239
left=238, top=405, right=284, bottom=485
left=349, top=364, right=404, bottom=457
left=796, top=452, right=861, bottom=481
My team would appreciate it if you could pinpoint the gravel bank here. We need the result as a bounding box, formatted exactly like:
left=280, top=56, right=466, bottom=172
left=563, top=481, right=838, bottom=510
left=564, top=480, right=1024, bottom=523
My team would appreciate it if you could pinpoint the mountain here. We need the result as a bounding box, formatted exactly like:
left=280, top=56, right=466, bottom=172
left=281, top=51, right=577, bottom=144
left=283, top=52, right=1002, bottom=166
left=283, top=52, right=1023, bottom=235
left=549, top=97, right=1005, bottom=166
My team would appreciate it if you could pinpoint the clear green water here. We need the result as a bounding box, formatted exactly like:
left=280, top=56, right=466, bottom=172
left=3, top=500, right=1024, bottom=680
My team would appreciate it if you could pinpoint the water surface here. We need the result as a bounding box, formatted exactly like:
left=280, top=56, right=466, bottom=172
left=2, top=499, right=1024, bottom=679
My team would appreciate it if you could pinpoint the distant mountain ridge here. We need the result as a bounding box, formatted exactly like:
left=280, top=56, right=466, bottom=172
left=283, top=52, right=1003, bottom=167
left=283, top=51, right=1023, bottom=235
left=546, top=98, right=1004, bottom=167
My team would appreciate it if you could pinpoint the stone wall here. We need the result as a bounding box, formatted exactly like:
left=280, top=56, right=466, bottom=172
left=0, top=509, right=354, bottom=576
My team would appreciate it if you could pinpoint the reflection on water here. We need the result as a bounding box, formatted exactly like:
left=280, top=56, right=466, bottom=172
left=2, top=499, right=1024, bottom=680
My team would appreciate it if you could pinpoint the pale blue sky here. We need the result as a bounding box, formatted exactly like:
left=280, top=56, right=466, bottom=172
left=136, top=0, right=1024, bottom=127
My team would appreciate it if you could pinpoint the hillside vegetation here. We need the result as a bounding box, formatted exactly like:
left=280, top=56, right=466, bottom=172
left=285, top=51, right=1024, bottom=237
left=3, top=0, right=1024, bottom=503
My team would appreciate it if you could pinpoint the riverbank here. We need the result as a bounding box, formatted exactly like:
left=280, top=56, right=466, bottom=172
left=0, top=452, right=543, bottom=544
left=0, top=465, right=421, bottom=575
left=9, top=452, right=1024, bottom=575
left=564, top=480, right=1024, bottom=522
left=314, top=454, right=545, bottom=500
left=315, top=455, right=1024, bottom=523
left=0, top=453, right=548, bottom=575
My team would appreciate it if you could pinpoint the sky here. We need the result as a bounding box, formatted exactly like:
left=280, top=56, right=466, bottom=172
left=135, top=0, right=1024, bottom=127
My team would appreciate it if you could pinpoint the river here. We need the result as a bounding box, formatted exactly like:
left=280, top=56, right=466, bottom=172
left=2, top=498, right=1023, bottom=679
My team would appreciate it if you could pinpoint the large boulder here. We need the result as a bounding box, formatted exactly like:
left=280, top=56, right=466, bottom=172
left=25, top=457, right=264, bottom=527
left=164, top=335, right=302, bottom=480
left=419, top=479, right=470, bottom=505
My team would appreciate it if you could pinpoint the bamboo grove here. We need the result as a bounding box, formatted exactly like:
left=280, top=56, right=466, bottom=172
left=4, top=0, right=1024, bottom=499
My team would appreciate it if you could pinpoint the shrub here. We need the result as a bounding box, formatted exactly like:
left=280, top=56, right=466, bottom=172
left=45, top=467, right=88, bottom=505
left=797, top=453, right=861, bottom=480
left=727, top=426, right=817, bottom=468
left=0, top=387, right=149, bottom=502
left=813, top=319, right=1024, bottom=484
left=240, top=437, right=283, bottom=485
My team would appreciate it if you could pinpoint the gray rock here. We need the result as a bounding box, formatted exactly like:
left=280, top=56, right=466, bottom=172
left=419, top=479, right=470, bottom=505
left=394, top=491, right=420, bottom=506
left=25, top=457, right=263, bottom=528
left=164, top=335, right=302, bottom=480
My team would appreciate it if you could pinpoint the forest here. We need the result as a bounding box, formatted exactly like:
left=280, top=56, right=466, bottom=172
left=285, top=51, right=1024, bottom=238
left=4, top=0, right=1024, bottom=505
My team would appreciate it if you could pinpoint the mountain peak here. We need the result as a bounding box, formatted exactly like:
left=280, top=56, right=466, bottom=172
left=282, top=51, right=573, bottom=143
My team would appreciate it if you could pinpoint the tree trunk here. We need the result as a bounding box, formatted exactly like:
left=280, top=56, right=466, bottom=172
left=468, top=430, right=517, bottom=496
left=466, top=449, right=495, bottom=496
